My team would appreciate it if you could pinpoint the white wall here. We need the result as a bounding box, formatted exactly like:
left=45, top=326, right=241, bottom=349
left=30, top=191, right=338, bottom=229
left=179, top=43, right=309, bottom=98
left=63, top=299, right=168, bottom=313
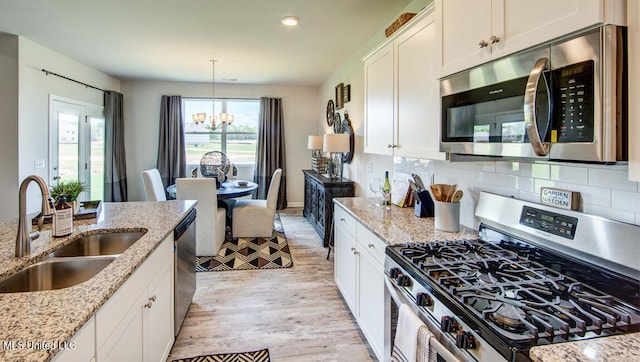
left=120, top=79, right=318, bottom=205
left=319, top=0, right=640, bottom=227
left=0, top=37, right=120, bottom=222
left=0, top=34, right=19, bottom=221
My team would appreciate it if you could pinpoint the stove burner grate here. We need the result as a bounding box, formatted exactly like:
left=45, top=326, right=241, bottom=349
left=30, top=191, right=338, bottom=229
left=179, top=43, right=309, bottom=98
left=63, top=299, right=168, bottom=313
left=394, top=238, right=640, bottom=346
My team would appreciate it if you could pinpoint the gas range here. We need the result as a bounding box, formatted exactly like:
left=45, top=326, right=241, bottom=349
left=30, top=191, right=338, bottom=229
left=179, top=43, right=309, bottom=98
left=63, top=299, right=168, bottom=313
left=384, top=192, right=640, bottom=362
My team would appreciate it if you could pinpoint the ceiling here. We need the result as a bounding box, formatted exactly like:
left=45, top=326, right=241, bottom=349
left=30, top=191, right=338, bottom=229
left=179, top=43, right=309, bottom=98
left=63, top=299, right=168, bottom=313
left=0, top=0, right=413, bottom=86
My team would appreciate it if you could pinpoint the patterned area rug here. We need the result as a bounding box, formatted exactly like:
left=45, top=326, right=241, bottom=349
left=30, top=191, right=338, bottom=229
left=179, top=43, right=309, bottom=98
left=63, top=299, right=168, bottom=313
left=172, top=348, right=270, bottom=362
left=196, top=214, right=293, bottom=271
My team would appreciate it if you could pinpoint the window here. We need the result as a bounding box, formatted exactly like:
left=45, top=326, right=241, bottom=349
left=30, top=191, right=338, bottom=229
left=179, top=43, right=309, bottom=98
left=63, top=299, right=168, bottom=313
left=183, top=98, right=259, bottom=167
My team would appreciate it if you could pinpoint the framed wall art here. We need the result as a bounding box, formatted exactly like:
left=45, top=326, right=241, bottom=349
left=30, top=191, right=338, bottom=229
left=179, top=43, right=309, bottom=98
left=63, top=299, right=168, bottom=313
left=335, top=83, right=344, bottom=109
left=343, top=84, right=351, bottom=103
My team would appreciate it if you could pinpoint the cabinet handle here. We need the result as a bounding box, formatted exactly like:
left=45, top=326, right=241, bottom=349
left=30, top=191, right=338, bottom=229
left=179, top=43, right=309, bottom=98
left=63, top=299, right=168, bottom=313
left=368, top=243, right=374, bottom=248
left=478, top=40, right=489, bottom=48
left=387, top=144, right=394, bottom=148
left=144, top=295, right=157, bottom=309
left=340, top=218, right=346, bottom=222
left=489, top=35, right=500, bottom=44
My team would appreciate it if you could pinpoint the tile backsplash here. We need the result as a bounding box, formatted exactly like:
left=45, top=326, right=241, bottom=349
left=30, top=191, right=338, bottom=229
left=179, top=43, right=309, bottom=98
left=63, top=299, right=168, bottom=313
left=395, top=158, right=640, bottom=228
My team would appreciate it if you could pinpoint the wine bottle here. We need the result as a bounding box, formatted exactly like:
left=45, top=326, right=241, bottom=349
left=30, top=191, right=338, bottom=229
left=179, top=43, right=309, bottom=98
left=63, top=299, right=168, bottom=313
left=382, top=171, right=391, bottom=205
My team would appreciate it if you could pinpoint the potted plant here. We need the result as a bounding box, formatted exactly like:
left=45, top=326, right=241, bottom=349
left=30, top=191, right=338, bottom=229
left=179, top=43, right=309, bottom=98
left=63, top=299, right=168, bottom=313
left=50, top=180, right=88, bottom=213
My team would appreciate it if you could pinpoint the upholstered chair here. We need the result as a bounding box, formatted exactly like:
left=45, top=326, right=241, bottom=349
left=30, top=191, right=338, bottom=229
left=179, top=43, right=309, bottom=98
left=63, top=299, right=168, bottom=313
left=142, top=168, right=167, bottom=201
left=176, top=178, right=226, bottom=256
left=232, top=168, right=282, bottom=238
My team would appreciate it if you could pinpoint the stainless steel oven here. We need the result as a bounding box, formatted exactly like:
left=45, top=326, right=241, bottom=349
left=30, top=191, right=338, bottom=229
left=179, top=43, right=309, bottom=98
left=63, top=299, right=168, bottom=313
left=384, top=192, right=640, bottom=362
left=440, top=25, right=627, bottom=163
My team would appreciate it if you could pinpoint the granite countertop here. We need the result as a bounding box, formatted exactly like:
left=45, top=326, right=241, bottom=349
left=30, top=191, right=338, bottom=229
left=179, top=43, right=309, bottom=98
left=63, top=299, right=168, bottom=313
left=530, top=333, right=640, bottom=362
left=0, top=200, right=195, bottom=361
left=333, top=197, right=477, bottom=245
left=334, top=197, right=640, bottom=362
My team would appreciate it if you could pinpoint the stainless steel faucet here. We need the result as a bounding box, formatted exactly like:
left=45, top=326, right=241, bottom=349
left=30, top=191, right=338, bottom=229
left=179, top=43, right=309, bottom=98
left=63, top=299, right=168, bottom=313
left=16, top=175, right=55, bottom=257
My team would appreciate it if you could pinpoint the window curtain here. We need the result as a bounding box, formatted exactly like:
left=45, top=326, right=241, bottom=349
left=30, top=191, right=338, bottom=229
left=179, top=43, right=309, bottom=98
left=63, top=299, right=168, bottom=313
left=104, top=91, right=128, bottom=202
left=157, top=95, right=186, bottom=188
left=254, top=97, right=287, bottom=209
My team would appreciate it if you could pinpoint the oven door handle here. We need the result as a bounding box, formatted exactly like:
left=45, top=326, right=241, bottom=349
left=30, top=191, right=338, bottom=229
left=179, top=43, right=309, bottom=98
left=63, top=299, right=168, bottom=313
left=384, top=276, right=463, bottom=362
left=524, top=57, right=552, bottom=157
left=384, top=275, right=405, bottom=307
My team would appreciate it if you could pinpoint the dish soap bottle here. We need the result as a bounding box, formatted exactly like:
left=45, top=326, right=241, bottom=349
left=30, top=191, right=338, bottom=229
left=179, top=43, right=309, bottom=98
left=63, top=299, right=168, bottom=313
left=382, top=171, right=391, bottom=205
left=53, top=194, right=73, bottom=237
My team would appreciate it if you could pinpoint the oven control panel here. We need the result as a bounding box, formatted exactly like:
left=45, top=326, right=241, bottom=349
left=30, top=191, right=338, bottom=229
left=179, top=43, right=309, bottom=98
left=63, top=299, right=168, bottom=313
left=519, top=206, right=578, bottom=239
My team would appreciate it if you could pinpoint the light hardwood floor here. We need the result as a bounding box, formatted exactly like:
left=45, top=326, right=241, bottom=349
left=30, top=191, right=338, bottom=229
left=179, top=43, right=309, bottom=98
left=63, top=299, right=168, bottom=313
left=167, top=208, right=375, bottom=361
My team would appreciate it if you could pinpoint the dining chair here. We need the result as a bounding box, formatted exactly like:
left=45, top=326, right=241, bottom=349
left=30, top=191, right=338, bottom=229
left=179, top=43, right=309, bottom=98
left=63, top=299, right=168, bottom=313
left=176, top=178, right=226, bottom=256
left=142, top=168, right=166, bottom=201
left=232, top=168, right=282, bottom=238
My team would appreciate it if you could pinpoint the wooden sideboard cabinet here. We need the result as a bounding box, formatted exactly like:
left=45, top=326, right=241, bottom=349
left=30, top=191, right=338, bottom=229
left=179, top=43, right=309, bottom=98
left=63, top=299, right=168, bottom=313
left=303, top=170, right=355, bottom=247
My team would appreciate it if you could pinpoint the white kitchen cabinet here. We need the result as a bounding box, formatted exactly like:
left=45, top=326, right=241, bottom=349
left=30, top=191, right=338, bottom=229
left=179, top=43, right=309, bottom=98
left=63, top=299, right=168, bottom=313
left=144, top=265, right=173, bottom=362
left=354, top=223, right=386, bottom=361
left=629, top=0, right=640, bottom=181
left=333, top=204, right=386, bottom=361
left=334, top=206, right=358, bottom=313
left=363, top=5, right=445, bottom=160
left=437, top=0, right=626, bottom=77
left=96, top=236, right=174, bottom=362
left=52, top=316, right=96, bottom=362
left=364, top=43, right=394, bottom=156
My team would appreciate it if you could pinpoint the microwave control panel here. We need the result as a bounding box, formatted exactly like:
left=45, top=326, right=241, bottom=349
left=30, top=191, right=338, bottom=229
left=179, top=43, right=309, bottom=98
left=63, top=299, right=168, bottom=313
left=519, top=206, right=578, bottom=240
left=555, top=60, right=594, bottom=143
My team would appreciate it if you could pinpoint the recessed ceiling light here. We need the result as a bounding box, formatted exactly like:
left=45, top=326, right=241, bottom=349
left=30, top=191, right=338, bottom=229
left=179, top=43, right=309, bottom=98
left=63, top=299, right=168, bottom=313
left=281, top=16, right=299, bottom=26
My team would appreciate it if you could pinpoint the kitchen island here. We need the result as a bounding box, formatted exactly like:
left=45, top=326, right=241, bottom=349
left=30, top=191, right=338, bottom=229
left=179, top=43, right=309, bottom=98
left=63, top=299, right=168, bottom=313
left=0, top=200, right=195, bottom=361
left=335, top=197, right=640, bottom=362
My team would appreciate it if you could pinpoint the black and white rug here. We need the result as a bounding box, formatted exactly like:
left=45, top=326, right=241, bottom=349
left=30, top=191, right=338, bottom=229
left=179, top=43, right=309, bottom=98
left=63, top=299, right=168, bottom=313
left=196, top=214, right=293, bottom=271
left=172, top=348, right=270, bottom=362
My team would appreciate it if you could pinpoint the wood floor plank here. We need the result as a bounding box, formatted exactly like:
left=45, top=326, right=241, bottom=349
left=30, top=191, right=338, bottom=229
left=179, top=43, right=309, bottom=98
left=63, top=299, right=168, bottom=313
left=167, top=209, right=375, bottom=361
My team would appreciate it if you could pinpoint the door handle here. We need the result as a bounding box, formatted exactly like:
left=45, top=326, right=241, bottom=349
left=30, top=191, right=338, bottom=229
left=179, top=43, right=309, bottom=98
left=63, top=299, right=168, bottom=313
left=524, top=57, right=551, bottom=157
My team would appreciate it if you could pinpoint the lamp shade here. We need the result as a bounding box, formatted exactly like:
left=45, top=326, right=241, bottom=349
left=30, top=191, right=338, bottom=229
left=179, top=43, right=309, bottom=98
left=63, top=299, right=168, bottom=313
left=323, top=133, right=350, bottom=153
left=307, top=135, right=323, bottom=150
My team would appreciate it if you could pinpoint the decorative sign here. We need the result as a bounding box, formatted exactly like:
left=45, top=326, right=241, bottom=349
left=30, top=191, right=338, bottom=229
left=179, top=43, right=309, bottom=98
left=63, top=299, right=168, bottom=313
left=540, top=187, right=580, bottom=210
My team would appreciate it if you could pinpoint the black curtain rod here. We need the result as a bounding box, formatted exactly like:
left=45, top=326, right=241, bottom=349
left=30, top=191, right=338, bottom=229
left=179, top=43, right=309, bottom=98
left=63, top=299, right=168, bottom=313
left=41, top=68, right=106, bottom=92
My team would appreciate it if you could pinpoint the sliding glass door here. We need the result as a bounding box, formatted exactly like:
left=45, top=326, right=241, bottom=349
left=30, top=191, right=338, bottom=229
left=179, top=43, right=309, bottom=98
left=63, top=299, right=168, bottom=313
left=50, top=98, right=105, bottom=202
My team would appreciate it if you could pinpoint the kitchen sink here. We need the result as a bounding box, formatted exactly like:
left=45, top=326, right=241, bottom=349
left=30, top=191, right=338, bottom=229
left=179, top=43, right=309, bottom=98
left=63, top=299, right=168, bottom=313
left=0, top=257, right=116, bottom=293
left=51, top=231, right=146, bottom=257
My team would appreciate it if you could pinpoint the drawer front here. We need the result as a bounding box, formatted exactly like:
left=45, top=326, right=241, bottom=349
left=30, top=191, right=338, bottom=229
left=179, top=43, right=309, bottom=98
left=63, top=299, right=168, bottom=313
left=334, top=205, right=356, bottom=238
left=356, top=223, right=386, bottom=266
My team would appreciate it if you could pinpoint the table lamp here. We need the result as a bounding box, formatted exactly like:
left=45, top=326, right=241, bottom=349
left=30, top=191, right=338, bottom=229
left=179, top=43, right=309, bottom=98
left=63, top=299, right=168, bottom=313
left=307, top=135, right=323, bottom=157
left=323, top=133, right=350, bottom=180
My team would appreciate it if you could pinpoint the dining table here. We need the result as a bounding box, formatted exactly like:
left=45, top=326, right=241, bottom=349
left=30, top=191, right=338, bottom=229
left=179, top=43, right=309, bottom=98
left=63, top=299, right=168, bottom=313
left=166, top=179, right=258, bottom=200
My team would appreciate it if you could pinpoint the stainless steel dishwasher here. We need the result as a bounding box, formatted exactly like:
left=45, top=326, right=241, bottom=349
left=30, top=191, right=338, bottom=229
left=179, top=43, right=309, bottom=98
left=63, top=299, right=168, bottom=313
left=173, top=208, right=196, bottom=336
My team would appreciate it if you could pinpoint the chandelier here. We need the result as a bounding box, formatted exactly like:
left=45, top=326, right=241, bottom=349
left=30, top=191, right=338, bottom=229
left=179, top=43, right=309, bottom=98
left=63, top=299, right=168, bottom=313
left=192, top=60, right=234, bottom=130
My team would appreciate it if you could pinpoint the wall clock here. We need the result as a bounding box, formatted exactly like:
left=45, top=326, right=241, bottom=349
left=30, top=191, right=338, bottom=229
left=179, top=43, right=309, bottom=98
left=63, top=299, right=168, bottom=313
left=326, top=100, right=335, bottom=126
left=333, top=112, right=342, bottom=133
left=340, top=119, right=355, bottom=164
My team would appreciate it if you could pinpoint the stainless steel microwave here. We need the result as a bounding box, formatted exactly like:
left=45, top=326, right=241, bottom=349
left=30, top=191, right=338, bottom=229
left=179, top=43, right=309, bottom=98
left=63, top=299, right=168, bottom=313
left=439, top=25, right=627, bottom=163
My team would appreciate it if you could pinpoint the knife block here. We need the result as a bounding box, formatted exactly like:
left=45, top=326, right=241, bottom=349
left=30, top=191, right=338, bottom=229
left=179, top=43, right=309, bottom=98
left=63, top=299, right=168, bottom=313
left=414, top=190, right=434, bottom=217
